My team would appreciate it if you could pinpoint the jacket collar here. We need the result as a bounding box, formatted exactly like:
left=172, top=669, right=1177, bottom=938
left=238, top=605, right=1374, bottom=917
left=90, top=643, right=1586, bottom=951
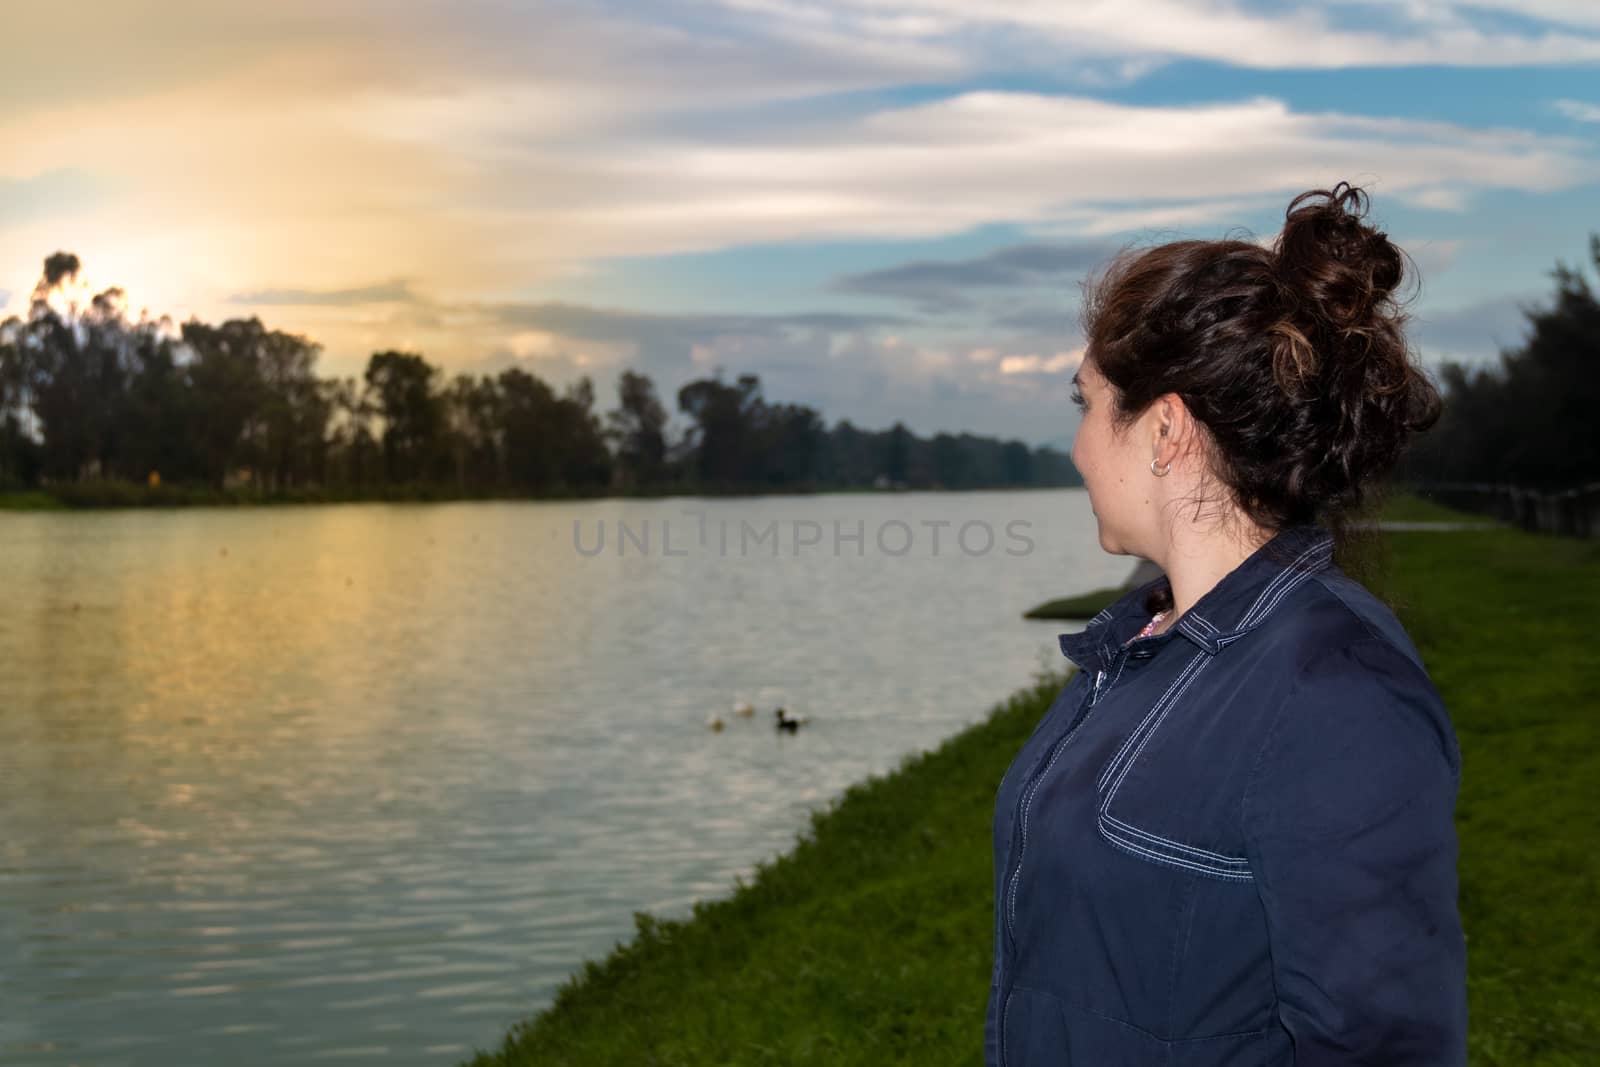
left=1057, top=524, right=1336, bottom=672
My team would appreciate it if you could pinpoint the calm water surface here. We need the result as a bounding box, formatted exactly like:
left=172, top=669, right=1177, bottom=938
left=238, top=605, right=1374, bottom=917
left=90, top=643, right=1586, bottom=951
left=0, top=490, right=1124, bottom=1065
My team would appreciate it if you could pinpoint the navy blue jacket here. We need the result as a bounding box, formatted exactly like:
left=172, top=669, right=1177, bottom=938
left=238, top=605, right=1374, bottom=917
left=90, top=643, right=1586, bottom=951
left=987, top=525, right=1467, bottom=1065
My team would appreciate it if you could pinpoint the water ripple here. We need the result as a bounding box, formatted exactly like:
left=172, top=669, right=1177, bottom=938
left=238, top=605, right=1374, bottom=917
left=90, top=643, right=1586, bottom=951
left=0, top=492, right=1113, bottom=1065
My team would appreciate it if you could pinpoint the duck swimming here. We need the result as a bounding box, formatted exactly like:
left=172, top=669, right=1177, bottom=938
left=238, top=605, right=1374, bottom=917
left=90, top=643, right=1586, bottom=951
left=774, top=707, right=809, bottom=733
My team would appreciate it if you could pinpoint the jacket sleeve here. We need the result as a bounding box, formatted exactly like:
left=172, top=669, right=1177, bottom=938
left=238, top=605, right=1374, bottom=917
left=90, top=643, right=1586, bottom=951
left=1242, top=638, right=1468, bottom=1065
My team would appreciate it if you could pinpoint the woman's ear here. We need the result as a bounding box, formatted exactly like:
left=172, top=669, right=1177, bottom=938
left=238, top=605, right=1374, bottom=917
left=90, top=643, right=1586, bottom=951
left=1151, top=392, right=1200, bottom=471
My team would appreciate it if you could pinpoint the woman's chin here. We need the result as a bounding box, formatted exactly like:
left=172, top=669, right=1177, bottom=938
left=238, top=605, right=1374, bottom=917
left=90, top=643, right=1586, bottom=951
left=1094, top=524, right=1131, bottom=556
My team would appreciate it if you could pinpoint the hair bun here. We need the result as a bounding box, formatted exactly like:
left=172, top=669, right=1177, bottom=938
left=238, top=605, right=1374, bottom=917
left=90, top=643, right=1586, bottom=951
left=1274, top=182, right=1405, bottom=331
left=1081, top=182, right=1441, bottom=534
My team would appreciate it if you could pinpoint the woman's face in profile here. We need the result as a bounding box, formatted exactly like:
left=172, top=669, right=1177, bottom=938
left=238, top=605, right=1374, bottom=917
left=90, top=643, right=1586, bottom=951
left=1070, top=358, right=1149, bottom=556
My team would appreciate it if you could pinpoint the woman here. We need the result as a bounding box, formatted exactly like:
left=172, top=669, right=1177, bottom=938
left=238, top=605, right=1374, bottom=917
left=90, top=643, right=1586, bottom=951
left=986, top=183, right=1467, bottom=1065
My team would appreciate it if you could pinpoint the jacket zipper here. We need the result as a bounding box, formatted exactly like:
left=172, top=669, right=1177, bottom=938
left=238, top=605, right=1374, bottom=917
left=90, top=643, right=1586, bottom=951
left=998, top=651, right=1128, bottom=1066
left=1003, top=654, right=1119, bottom=946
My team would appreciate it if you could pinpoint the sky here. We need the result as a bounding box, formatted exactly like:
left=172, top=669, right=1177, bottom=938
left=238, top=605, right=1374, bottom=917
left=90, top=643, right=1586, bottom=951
left=4, top=0, right=1598, bottom=447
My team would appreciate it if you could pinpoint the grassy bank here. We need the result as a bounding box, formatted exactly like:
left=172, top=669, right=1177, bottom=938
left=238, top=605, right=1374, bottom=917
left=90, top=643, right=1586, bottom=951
left=1022, top=588, right=1125, bottom=620
left=467, top=507, right=1599, bottom=1066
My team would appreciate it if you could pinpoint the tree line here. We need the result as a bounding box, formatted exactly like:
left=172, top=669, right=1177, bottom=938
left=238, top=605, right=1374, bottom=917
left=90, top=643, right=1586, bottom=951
left=7, top=242, right=1590, bottom=502
left=0, top=253, right=1078, bottom=498
left=1401, top=237, right=1600, bottom=490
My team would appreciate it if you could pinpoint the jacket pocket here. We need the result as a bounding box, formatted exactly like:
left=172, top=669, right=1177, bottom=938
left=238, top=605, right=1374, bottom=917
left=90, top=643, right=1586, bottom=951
left=1096, top=810, right=1254, bottom=882
left=1092, top=649, right=1256, bottom=882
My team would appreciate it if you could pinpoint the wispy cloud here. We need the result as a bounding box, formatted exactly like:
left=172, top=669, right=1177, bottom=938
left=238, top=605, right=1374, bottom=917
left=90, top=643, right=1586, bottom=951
left=479, top=301, right=902, bottom=342
left=516, top=92, right=1599, bottom=258
left=1446, top=1, right=1600, bottom=31
left=998, top=350, right=1084, bottom=376
left=990, top=305, right=1082, bottom=335
left=230, top=280, right=421, bottom=307
left=713, top=0, right=1600, bottom=71
left=1, top=1, right=962, bottom=128
left=1553, top=98, right=1600, bottom=122
left=831, top=242, right=1114, bottom=312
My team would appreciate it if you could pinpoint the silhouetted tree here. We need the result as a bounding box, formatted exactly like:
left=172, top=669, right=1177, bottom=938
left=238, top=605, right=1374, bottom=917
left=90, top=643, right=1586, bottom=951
left=498, top=366, right=561, bottom=490
left=364, top=350, right=440, bottom=483
left=1406, top=234, right=1600, bottom=488
left=678, top=373, right=764, bottom=485
left=9, top=257, right=184, bottom=482
left=884, top=422, right=911, bottom=485
left=760, top=402, right=823, bottom=486
left=255, top=327, right=326, bottom=490
left=553, top=376, right=612, bottom=488
left=323, top=376, right=380, bottom=487
left=183, top=319, right=270, bottom=487
left=606, top=370, right=669, bottom=487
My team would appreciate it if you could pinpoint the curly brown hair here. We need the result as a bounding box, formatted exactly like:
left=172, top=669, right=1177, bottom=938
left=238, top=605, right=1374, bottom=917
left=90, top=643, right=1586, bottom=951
left=1080, top=182, right=1442, bottom=537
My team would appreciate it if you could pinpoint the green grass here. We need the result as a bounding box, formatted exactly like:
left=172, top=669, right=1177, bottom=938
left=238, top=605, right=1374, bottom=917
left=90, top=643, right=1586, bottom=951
left=467, top=500, right=1596, bottom=1066
left=1022, top=587, right=1126, bottom=620
left=0, top=488, right=66, bottom=510
left=1372, top=488, right=1495, bottom=524
left=1382, top=526, right=1600, bottom=1065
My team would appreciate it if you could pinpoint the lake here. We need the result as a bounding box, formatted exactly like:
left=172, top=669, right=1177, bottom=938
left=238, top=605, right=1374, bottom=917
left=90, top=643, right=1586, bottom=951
left=0, top=489, right=1124, bottom=1065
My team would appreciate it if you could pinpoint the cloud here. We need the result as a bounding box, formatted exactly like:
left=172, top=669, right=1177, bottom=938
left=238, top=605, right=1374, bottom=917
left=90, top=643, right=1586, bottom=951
left=712, top=0, right=1600, bottom=71
left=489, top=91, right=1600, bottom=268
left=998, top=350, right=1084, bottom=376
left=303, top=290, right=903, bottom=378
left=1411, top=294, right=1539, bottom=366
left=480, top=301, right=902, bottom=343
left=1, top=1, right=962, bottom=128
left=229, top=280, right=421, bottom=306
left=1445, top=1, right=1600, bottom=31
left=1553, top=98, right=1600, bottom=122
left=831, top=241, right=1114, bottom=311
left=991, top=305, right=1082, bottom=335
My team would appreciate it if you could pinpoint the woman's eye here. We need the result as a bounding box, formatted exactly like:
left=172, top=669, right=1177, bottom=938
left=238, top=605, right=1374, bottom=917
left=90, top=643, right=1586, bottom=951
left=1070, top=389, right=1087, bottom=411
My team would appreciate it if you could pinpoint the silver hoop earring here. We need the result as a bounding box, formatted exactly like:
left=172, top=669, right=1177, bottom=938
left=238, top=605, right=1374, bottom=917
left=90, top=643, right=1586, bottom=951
left=1150, top=457, right=1171, bottom=477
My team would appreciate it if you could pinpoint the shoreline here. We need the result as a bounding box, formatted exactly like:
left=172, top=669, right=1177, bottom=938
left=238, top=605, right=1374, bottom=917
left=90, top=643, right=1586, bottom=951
left=0, top=479, right=1084, bottom=513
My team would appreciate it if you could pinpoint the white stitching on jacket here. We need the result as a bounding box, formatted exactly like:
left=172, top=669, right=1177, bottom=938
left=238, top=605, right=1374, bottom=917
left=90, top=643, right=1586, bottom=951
left=1095, top=651, right=1207, bottom=792
left=1092, top=548, right=1332, bottom=877
left=1097, top=818, right=1255, bottom=881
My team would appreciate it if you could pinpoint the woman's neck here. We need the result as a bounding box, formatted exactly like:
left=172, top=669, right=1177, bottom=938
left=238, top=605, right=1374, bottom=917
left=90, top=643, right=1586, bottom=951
left=1150, top=515, right=1277, bottom=630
